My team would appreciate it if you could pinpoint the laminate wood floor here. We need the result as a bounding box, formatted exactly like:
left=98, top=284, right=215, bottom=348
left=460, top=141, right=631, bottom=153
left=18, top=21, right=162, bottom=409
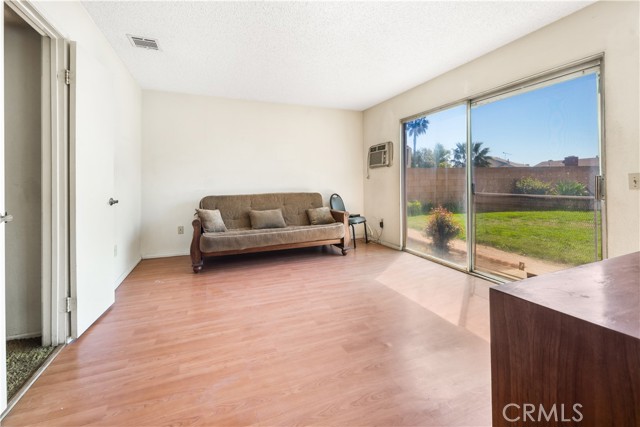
left=4, top=243, right=493, bottom=426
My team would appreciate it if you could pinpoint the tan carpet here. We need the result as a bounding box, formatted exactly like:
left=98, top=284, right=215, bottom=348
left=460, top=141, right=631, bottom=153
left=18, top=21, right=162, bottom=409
left=6, top=338, right=56, bottom=400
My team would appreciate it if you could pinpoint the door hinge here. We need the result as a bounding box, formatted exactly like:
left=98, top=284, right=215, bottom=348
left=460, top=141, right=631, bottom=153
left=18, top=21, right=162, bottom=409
left=64, top=69, right=71, bottom=85
left=65, top=297, right=76, bottom=313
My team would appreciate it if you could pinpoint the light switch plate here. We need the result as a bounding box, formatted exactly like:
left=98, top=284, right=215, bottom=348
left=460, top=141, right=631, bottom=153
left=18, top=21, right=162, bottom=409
left=629, top=173, right=640, bottom=190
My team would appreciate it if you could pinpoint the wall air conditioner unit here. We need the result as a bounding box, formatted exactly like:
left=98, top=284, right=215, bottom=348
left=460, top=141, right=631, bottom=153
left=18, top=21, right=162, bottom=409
left=368, top=141, right=392, bottom=168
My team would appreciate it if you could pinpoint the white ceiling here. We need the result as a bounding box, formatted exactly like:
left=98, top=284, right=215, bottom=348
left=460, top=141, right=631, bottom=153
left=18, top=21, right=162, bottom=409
left=82, top=1, right=594, bottom=111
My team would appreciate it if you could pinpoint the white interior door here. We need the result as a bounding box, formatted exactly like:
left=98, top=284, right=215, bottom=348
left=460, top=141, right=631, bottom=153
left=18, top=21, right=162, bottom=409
left=69, top=42, right=115, bottom=338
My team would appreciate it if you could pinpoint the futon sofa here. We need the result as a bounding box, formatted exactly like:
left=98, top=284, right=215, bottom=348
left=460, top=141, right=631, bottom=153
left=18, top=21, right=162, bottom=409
left=190, top=192, right=351, bottom=272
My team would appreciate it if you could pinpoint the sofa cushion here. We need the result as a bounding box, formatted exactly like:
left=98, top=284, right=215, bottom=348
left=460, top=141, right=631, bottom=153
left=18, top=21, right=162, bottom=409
left=199, top=193, right=323, bottom=229
left=306, top=207, right=336, bottom=225
left=200, top=223, right=345, bottom=253
left=249, top=209, right=286, bottom=229
left=196, top=208, right=227, bottom=232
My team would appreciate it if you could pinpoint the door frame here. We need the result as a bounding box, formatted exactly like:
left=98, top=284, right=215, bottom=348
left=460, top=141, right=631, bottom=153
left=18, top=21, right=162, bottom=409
left=400, top=101, right=472, bottom=275
left=468, top=56, right=606, bottom=280
left=4, top=0, right=69, bottom=348
left=400, top=54, right=607, bottom=281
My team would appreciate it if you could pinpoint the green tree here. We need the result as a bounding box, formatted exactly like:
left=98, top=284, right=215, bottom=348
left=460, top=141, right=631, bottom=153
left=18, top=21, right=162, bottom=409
left=433, top=143, right=451, bottom=168
left=412, top=145, right=450, bottom=168
left=406, top=117, right=429, bottom=167
left=452, top=142, right=493, bottom=167
left=413, top=147, right=435, bottom=168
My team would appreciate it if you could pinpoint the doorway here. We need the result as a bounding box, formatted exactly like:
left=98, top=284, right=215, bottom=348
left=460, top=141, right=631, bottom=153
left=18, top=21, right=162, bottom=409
left=470, top=69, right=603, bottom=279
left=404, top=104, right=467, bottom=267
left=403, top=58, right=605, bottom=281
left=2, top=0, right=69, bottom=411
left=3, top=2, right=53, bottom=402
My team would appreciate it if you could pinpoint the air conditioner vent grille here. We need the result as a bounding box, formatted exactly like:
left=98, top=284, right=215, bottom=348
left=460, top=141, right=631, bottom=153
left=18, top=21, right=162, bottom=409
left=368, top=142, right=392, bottom=168
left=127, top=34, right=160, bottom=50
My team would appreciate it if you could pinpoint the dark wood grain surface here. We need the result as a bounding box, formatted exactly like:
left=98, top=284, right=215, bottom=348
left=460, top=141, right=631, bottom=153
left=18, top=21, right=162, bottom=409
left=491, top=252, right=640, bottom=426
left=493, top=252, right=640, bottom=338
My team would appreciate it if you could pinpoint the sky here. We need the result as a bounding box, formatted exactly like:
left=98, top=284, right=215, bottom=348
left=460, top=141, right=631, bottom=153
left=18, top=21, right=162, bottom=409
left=406, top=73, right=600, bottom=166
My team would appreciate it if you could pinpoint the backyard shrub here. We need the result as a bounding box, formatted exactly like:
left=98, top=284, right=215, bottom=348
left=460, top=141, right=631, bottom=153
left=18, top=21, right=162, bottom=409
left=425, top=206, right=461, bottom=251
left=407, top=200, right=422, bottom=216
left=421, top=201, right=435, bottom=214
left=514, top=177, right=552, bottom=195
left=443, top=200, right=463, bottom=213
left=554, top=180, right=589, bottom=196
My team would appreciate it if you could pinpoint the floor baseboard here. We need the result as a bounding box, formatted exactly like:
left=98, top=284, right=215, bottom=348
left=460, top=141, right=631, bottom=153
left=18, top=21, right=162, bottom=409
left=141, top=252, right=189, bottom=260
left=115, top=257, right=142, bottom=290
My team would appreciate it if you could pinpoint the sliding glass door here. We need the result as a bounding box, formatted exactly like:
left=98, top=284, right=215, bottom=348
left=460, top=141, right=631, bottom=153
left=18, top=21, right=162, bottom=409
left=471, top=71, right=603, bottom=279
left=403, top=60, right=604, bottom=281
left=404, top=104, right=467, bottom=267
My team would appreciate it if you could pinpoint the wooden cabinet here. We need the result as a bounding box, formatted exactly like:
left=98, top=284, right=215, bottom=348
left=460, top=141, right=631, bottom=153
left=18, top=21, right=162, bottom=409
left=490, top=252, right=640, bottom=426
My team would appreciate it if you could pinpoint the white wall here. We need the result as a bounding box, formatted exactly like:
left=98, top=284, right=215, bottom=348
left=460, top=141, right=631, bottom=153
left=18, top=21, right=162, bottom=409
left=141, top=90, right=363, bottom=258
left=4, top=21, right=42, bottom=338
left=363, top=1, right=640, bottom=257
left=33, top=1, right=142, bottom=286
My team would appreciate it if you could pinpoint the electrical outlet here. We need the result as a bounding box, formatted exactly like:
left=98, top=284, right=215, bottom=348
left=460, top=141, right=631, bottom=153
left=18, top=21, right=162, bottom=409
left=629, top=173, right=640, bottom=190
left=178, top=226, right=184, bottom=235
left=379, top=219, right=384, bottom=229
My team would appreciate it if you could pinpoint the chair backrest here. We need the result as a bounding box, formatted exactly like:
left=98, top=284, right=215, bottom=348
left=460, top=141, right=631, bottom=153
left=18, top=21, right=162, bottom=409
left=329, top=193, right=346, bottom=211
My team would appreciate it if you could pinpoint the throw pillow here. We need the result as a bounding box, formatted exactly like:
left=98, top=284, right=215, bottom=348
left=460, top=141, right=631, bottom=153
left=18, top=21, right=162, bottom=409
left=249, top=209, right=287, bottom=229
left=306, top=207, right=336, bottom=225
left=196, top=208, right=227, bottom=232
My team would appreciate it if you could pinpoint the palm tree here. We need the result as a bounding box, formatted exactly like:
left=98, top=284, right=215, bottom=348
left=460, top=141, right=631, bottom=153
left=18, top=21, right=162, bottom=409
left=452, top=142, right=492, bottom=167
left=406, top=117, right=429, bottom=167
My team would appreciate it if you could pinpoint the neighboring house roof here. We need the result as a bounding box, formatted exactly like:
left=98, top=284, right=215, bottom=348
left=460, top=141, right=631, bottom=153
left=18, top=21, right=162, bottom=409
left=488, top=157, right=530, bottom=167
left=534, top=157, right=599, bottom=167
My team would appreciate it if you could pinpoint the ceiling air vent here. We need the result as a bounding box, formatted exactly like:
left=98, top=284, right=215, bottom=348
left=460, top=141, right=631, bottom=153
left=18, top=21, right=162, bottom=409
left=127, top=34, right=160, bottom=50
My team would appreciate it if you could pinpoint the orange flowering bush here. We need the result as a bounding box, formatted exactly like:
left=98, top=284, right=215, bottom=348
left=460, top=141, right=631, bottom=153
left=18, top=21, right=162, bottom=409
left=426, top=206, right=461, bottom=251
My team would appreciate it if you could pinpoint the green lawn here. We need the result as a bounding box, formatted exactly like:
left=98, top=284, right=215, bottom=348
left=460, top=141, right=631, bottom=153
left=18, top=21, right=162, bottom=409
left=407, top=210, right=601, bottom=266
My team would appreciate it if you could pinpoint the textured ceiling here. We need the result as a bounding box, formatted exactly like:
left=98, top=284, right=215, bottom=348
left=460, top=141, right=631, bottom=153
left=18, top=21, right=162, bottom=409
left=81, top=1, right=594, bottom=111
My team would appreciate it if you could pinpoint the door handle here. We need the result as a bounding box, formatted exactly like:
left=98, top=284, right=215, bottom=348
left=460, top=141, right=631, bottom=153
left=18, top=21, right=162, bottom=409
left=594, top=175, right=605, bottom=200
left=1, top=212, right=13, bottom=224
left=108, top=198, right=119, bottom=206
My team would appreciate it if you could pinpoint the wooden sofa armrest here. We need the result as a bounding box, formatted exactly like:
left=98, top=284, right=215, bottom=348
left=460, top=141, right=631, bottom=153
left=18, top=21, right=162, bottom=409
left=190, top=215, right=203, bottom=273
left=330, top=209, right=348, bottom=223
left=330, top=209, right=351, bottom=253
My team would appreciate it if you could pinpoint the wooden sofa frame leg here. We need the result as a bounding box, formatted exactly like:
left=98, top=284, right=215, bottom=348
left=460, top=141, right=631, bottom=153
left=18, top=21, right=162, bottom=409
left=190, top=217, right=203, bottom=273
left=331, top=209, right=351, bottom=255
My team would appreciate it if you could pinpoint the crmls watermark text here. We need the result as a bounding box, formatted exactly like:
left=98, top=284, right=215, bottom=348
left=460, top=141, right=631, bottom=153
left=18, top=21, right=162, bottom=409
left=502, top=403, right=583, bottom=423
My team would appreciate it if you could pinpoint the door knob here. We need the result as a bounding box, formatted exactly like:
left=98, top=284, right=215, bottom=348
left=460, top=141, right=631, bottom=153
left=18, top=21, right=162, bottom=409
left=1, top=212, right=13, bottom=224
left=108, top=198, right=119, bottom=206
